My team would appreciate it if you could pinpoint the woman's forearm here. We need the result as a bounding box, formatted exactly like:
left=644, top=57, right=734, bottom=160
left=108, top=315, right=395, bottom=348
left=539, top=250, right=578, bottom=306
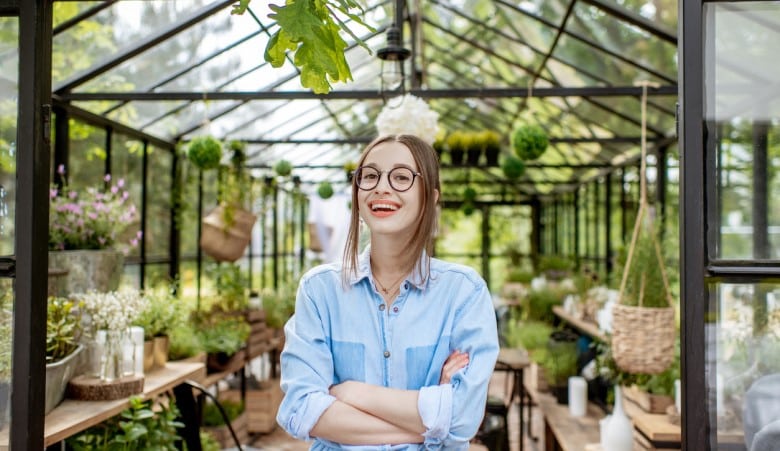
left=329, top=381, right=427, bottom=434
left=311, top=399, right=424, bottom=445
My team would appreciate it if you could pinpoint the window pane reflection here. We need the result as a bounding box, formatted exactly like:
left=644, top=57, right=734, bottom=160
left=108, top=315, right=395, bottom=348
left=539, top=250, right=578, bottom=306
left=709, top=283, right=780, bottom=449
left=706, top=2, right=780, bottom=260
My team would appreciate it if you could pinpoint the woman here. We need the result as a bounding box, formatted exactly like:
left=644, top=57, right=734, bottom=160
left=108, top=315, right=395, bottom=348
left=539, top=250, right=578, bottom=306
left=276, top=134, right=500, bottom=449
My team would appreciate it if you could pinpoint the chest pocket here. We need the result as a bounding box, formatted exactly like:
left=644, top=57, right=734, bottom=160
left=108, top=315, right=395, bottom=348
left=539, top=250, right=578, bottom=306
left=332, top=341, right=366, bottom=383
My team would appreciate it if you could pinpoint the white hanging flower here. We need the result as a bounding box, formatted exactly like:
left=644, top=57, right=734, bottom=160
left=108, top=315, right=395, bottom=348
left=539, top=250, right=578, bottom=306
left=376, top=94, right=439, bottom=145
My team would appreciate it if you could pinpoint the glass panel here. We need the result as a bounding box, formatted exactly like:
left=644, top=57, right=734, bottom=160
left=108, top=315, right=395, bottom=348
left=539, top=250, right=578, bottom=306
left=145, top=146, right=172, bottom=259
left=0, top=15, right=18, bottom=439
left=709, top=282, right=780, bottom=449
left=705, top=3, right=780, bottom=260
left=111, top=136, right=143, bottom=262
left=65, top=122, right=106, bottom=191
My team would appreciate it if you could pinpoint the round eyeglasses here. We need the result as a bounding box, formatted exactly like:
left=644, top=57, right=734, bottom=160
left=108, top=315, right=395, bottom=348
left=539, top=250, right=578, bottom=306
left=355, top=166, right=421, bottom=192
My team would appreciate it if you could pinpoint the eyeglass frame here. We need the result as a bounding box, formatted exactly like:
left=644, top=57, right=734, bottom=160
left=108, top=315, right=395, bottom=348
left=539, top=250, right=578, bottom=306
left=354, top=165, right=422, bottom=192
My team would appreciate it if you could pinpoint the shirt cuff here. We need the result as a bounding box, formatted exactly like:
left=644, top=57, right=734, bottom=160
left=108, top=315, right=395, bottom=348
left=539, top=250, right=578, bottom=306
left=418, top=384, right=453, bottom=441
left=286, top=392, right=337, bottom=441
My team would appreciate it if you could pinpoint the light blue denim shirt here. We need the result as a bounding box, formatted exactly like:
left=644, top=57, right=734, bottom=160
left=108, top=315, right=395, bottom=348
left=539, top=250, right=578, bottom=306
left=276, top=248, right=500, bottom=450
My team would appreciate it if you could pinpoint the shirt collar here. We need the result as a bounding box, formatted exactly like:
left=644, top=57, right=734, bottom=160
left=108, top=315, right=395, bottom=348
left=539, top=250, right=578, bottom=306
left=349, top=245, right=430, bottom=291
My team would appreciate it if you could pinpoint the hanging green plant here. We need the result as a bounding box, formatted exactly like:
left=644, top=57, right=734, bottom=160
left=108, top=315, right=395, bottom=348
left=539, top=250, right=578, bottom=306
left=461, top=200, right=476, bottom=216
left=317, top=181, right=334, bottom=199
left=274, top=160, right=293, bottom=177
left=512, top=125, right=549, bottom=161
left=462, top=186, right=477, bottom=201
left=187, top=136, right=223, bottom=170
left=501, top=154, right=526, bottom=180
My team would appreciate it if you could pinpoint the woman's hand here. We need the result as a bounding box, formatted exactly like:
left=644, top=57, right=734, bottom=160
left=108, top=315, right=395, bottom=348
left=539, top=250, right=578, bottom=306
left=439, top=350, right=469, bottom=384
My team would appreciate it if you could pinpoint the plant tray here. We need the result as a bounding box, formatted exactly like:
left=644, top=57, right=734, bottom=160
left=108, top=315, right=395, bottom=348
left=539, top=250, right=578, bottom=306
left=202, top=409, right=249, bottom=449
left=66, top=375, right=144, bottom=401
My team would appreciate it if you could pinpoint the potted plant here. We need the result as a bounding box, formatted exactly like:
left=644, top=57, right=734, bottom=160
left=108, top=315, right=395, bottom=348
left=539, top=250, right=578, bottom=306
left=200, top=145, right=257, bottom=262
left=48, top=167, right=139, bottom=295
left=273, top=159, right=293, bottom=177
left=464, top=132, right=483, bottom=166
left=445, top=131, right=468, bottom=166
left=187, top=136, right=223, bottom=171
left=541, top=330, right=579, bottom=403
left=261, top=286, right=296, bottom=331
left=512, top=124, right=549, bottom=161
left=45, top=296, right=85, bottom=414
left=611, top=223, right=676, bottom=375
left=503, top=319, right=553, bottom=392
left=538, top=255, right=574, bottom=281
left=481, top=130, right=502, bottom=166
left=133, top=286, right=182, bottom=371
left=195, top=313, right=251, bottom=373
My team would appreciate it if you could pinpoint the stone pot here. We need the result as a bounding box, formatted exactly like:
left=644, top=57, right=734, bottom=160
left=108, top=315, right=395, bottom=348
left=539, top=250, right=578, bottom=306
left=48, top=249, right=124, bottom=295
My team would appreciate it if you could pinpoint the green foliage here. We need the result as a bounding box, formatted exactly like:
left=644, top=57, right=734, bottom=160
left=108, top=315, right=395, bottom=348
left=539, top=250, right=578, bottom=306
left=538, top=255, right=574, bottom=272
left=540, top=339, right=577, bottom=386
left=445, top=130, right=469, bottom=153
left=0, top=293, right=11, bottom=380
left=261, top=286, right=296, bottom=329
left=273, top=159, right=293, bottom=177
left=211, top=263, right=250, bottom=312
left=134, top=286, right=182, bottom=340
left=478, top=130, right=502, bottom=153
left=67, top=395, right=184, bottom=450
left=512, top=124, right=549, bottom=161
left=594, top=339, right=680, bottom=396
left=317, top=181, right=334, bottom=199
left=462, top=186, right=477, bottom=201
left=524, top=287, right=562, bottom=323
left=194, top=314, right=250, bottom=355
left=501, top=154, right=525, bottom=179
left=201, top=398, right=244, bottom=427
left=167, top=322, right=203, bottom=361
left=198, top=430, right=222, bottom=451
left=505, top=268, right=535, bottom=283
left=187, top=136, right=222, bottom=170
left=618, top=224, right=670, bottom=308
left=503, top=319, right=552, bottom=353
left=261, top=0, right=375, bottom=94
left=46, top=297, right=83, bottom=364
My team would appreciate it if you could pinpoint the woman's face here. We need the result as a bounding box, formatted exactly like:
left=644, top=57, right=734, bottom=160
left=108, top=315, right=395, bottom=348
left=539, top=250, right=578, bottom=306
left=357, top=141, right=423, bottom=239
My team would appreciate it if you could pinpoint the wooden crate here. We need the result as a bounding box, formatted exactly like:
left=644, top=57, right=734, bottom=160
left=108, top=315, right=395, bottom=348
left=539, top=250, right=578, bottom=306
left=622, top=385, right=674, bottom=414
left=220, top=378, right=283, bottom=434
left=202, top=409, right=249, bottom=449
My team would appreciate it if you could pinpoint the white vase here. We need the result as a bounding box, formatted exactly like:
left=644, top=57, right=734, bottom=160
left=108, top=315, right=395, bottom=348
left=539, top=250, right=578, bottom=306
left=601, top=385, right=634, bottom=451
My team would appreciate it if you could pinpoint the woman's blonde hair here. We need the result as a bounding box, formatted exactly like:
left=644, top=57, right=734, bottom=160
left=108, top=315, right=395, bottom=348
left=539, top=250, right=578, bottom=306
left=342, top=134, right=441, bottom=285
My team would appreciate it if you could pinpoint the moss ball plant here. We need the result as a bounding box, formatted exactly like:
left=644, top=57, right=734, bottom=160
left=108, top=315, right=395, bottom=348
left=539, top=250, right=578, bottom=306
left=317, top=181, right=334, bottom=199
left=187, top=136, right=223, bottom=170
left=512, top=125, right=549, bottom=161
left=274, top=160, right=293, bottom=177
left=501, top=154, right=526, bottom=179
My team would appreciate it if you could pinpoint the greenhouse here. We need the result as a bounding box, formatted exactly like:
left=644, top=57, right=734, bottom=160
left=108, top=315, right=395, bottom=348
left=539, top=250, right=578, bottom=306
left=0, top=0, right=778, bottom=450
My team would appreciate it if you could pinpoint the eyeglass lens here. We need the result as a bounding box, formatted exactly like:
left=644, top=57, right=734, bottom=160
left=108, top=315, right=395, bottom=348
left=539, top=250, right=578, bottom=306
left=356, top=167, right=417, bottom=192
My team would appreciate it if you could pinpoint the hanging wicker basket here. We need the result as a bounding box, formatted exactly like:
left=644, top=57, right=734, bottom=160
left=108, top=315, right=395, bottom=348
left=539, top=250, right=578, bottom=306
left=200, top=204, right=257, bottom=262
left=610, top=81, right=676, bottom=375
left=612, top=304, right=676, bottom=374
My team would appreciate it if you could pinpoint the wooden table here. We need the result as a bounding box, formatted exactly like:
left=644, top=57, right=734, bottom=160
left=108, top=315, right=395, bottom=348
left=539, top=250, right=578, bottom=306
left=552, top=306, right=607, bottom=342
left=535, top=390, right=604, bottom=451
left=495, top=348, right=531, bottom=451
left=0, top=361, right=204, bottom=450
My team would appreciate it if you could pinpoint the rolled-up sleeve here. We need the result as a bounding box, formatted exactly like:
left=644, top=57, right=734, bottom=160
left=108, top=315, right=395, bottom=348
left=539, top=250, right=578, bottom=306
left=276, top=278, right=337, bottom=441
left=419, top=281, right=500, bottom=448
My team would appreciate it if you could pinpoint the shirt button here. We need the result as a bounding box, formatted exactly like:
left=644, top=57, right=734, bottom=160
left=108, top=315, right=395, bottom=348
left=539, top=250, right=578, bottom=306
left=393, top=306, right=399, bottom=313
left=404, top=283, right=409, bottom=289
left=379, top=304, right=385, bottom=311
left=383, top=351, right=391, bottom=358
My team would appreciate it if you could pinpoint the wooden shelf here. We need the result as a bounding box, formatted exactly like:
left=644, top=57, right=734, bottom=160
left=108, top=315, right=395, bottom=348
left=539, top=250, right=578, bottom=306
left=0, top=361, right=204, bottom=449
left=553, top=306, right=607, bottom=342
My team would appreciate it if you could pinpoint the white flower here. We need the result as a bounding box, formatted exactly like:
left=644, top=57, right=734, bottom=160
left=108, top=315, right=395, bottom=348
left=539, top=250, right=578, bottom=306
left=75, top=288, right=149, bottom=332
left=376, top=94, right=439, bottom=145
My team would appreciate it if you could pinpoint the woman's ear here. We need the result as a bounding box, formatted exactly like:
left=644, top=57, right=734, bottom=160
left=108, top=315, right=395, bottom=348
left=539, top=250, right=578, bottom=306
left=433, top=188, right=440, bottom=204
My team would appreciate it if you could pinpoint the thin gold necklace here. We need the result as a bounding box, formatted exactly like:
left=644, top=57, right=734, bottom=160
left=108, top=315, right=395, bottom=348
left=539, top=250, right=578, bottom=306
left=374, top=271, right=407, bottom=296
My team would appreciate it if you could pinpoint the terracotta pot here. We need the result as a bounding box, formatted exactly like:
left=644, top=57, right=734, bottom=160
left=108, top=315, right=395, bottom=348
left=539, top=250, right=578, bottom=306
left=153, top=335, right=169, bottom=369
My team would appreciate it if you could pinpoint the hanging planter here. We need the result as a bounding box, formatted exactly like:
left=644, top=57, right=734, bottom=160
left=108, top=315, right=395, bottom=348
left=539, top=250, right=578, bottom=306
left=317, top=181, right=334, bottom=199
left=512, top=125, right=548, bottom=161
left=481, top=130, right=502, bottom=167
left=446, top=131, right=468, bottom=166
left=501, top=154, right=525, bottom=180
left=187, top=136, right=223, bottom=170
left=200, top=204, right=257, bottom=262
left=611, top=81, right=675, bottom=375
left=274, top=160, right=293, bottom=177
